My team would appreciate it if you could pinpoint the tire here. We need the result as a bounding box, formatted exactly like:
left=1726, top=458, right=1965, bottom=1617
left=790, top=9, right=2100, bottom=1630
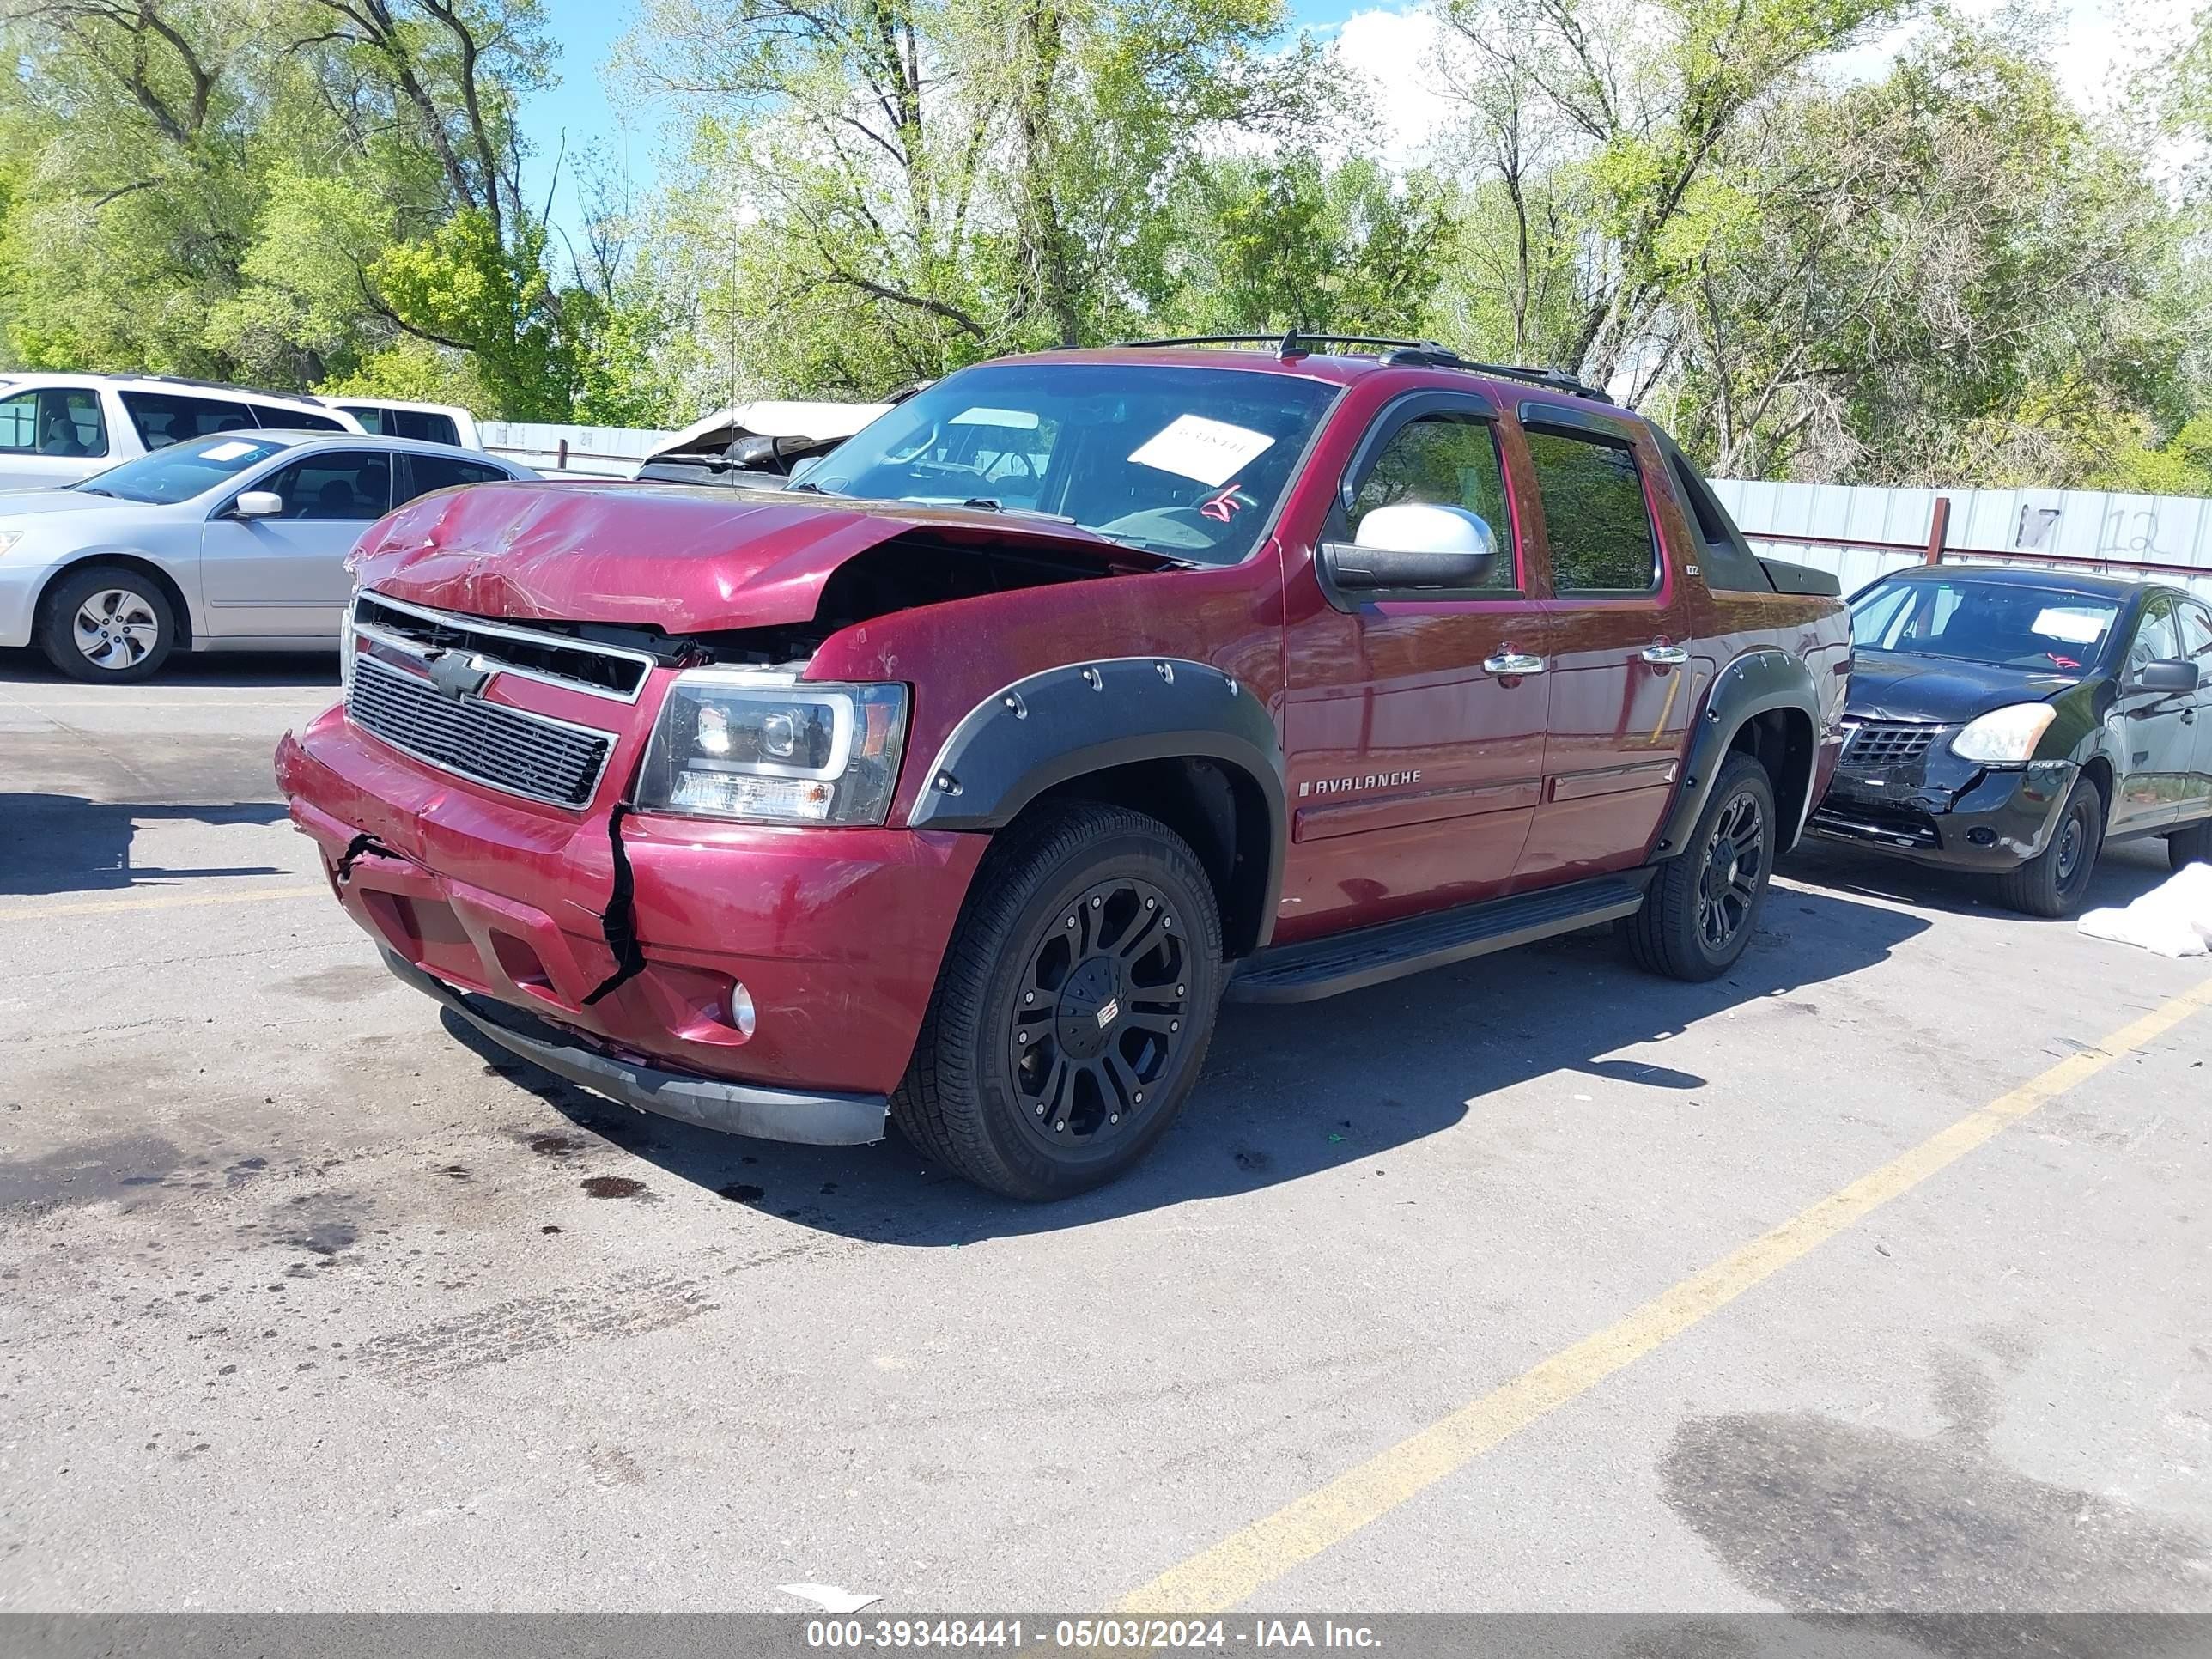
left=36, top=564, right=177, bottom=683
left=1626, top=751, right=1778, bottom=981
left=1997, top=775, right=2104, bottom=917
left=891, top=801, right=1224, bottom=1200
left=2166, top=815, right=2212, bottom=872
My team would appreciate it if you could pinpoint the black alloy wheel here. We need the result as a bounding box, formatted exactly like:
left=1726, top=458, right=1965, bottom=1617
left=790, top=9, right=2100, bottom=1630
left=1006, top=875, right=1192, bottom=1149
left=1626, top=750, right=1778, bottom=981
left=893, top=801, right=1224, bottom=1200
left=1697, top=789, right=1768, bottom=953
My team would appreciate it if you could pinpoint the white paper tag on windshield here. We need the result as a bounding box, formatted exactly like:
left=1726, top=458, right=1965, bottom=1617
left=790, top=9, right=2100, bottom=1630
left=950, top=406, right=1039, bottom=429
left=2032, top=607, right=2108, bottom=644
left=1127, top=414, right=1276, bottom=487
left=203, top=440, right=259, bottom=461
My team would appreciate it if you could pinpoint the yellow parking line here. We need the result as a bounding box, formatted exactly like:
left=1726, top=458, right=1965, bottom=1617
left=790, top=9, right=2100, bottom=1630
left=1117, top=977, right=2212, bottom=1614
left=0, top=883, right=327, bottom=920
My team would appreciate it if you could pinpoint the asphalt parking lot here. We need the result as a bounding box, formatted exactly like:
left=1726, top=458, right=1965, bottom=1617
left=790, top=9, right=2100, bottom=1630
left=3, top=650, right=2210, bottom=1618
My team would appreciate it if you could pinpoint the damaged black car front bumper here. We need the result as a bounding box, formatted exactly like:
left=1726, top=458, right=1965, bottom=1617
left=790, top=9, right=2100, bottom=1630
left=1808, top=723, right=2078, bottom=872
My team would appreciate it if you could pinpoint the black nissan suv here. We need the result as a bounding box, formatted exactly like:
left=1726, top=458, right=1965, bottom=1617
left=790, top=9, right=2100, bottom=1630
left=1809, top=567, right=2212, bottom=915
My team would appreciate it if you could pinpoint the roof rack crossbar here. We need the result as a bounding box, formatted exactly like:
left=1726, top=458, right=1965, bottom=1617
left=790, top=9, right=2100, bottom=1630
left=1113, top=332, right=1613, bottom=403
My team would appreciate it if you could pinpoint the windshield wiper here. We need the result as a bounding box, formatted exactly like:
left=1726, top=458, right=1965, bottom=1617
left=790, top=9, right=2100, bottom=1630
left=960, top=497, right=1078, bottom=523
left=782, top=479, right=834, bottom=495
left=76, top=486, right=116, bottom=497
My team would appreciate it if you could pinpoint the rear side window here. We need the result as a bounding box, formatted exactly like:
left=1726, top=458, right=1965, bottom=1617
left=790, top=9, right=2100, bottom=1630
left=122, top=391, right=256, bottom=450
left=0, top=387, right=108, bottom=458
left=1340, top=411, right=1516, bottom=592
left=373, top=408, right=461, bottom=446
left=398, top=453, right=508, bottom=504
left=1525, top=428, right=1660, bottom=594
left=248, top=404, right=346, bottom=433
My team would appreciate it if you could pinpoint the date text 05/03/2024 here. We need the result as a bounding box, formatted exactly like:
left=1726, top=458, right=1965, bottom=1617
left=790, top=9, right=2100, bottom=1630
left=804, top=1618, right=1385, bottom=1650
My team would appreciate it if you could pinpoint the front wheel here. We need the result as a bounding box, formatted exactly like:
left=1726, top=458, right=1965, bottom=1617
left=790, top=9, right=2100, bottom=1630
left=1997, top=775, right=2104, bottom=917
left=892, top=801, right=1224, bottom=1200
left=37, top=564, right=178, bottom=683
left=1626, top=751, right=1778, bottom=981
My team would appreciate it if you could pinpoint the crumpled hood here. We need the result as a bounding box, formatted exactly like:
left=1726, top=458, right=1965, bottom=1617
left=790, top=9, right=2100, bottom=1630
left=1846, top=650, right=2079, bottom=724
left=349, top=481, right=1168, bottom=633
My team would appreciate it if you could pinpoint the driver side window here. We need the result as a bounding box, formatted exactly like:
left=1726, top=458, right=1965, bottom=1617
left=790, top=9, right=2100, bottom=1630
left=1342, top=413, right=1516, bottom=592
left=2129, top=599, right=2179, bottom=677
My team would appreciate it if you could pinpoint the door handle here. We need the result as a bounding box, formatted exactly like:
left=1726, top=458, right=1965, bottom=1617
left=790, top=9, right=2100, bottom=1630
left=1641, top=643, right=1690, bottom=667
left=1485, top=652, right=1547, bottom=676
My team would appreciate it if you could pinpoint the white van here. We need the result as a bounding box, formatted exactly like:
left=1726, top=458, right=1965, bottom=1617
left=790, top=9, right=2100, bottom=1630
left=315, top=397, right=482, bottom=450
left=0, top=373, right=364, bottom=492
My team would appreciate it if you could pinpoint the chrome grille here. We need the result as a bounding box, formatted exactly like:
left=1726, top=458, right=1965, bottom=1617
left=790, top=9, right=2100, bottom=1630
left=1843, top=720, right=1942, bottom=768
left=354, top=591, right=654, bottom=701
left=347, top=654, right=614, bottom=807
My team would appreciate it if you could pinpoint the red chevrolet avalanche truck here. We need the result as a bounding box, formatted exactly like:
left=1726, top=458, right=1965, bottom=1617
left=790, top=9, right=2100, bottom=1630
left=276, top=338, right=1850, bottom=1199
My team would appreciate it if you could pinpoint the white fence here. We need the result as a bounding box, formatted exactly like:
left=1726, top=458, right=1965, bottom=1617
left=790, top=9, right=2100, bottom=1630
left=1711, top=477, right=2212, bottom=603
left=479, top=421, right=673, bottom=477
left=474, top=419, right=2212, bottom=600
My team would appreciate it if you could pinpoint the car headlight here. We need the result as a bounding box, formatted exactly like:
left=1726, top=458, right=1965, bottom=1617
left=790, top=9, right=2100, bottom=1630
left=1950, top=702, right=2057, bottom=766
left=636, top=673, right=908, bottom=825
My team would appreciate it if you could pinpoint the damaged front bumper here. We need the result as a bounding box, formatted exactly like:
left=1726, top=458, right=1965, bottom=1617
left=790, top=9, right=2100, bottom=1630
left=1808, top=744, right=2079, bottom=872
left=381, top=951, right=888, bottom=1146
left=276, top=703, right=986, bottom=1140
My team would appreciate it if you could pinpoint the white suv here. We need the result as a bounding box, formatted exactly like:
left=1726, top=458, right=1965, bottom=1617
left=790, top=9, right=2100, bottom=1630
left=0, top=373, right=365, bottom=493
left=316, top=397, right=482, bottom=450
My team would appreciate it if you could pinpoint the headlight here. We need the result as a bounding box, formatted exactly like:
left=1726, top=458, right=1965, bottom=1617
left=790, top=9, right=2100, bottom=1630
left=1950, top=702, right=2057, bottom=766
left=636, top=673, right=908, bottom=825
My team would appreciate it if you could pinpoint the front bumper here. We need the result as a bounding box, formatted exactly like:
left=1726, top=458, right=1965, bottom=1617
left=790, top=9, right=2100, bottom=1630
left=383, top=951, right=889, bottom=1145
left=1809, top=749, right=2079, bottom=872
left=276, top=703, right=987, bottom=1121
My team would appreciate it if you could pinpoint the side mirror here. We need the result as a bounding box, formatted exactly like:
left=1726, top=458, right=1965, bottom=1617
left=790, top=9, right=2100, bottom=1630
left=232, top=489, right=283, bottom=520
left=1322, top=502, right=1499, bottom=592
left=2131, top=658, right=2201, bottom=695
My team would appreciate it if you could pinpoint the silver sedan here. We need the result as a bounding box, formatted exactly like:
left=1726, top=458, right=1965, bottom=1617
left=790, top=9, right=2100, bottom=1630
left=0, top=431, right=535, bottom=682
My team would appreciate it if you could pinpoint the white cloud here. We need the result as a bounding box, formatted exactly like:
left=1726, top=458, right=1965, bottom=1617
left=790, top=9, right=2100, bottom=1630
left=1323, top=6, right=1461, bottom=165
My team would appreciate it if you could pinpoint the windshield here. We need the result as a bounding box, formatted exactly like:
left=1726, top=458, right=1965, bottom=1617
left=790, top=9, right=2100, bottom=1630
left=1851, top=577, right=2121, bottom=672
left=70, top=434, right=294, bottom=505
left=802, top=362, right=1339, bottom=564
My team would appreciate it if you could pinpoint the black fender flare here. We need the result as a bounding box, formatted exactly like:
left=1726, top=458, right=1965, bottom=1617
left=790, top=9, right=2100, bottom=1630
left=1655, top=648, right=1823, bottom=857
left=907, top=656, right=1288, bottom=934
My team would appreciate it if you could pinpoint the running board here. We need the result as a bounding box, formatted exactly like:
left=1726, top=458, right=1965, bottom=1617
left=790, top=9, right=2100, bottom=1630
left=1227, top=872, right=1652, bottom=1004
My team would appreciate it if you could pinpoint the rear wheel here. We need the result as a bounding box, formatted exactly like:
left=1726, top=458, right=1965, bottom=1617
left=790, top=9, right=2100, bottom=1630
left=892, top=801, right=1224, bottom=1200
left=1626, top=751, right=1777, bottom=981
left=1997, top=775, right=2103, bottom=917
left=2168, top=815, right=2212, bottom=872
left=37, top=564, right=177, bottom=683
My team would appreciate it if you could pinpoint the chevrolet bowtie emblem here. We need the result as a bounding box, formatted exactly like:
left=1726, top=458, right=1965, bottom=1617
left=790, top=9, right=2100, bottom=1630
left=423, top=649, right=493, bottom=700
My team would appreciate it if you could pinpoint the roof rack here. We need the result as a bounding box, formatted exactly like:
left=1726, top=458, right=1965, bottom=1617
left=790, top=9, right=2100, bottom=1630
left=1114, top=330, right=1613, bottom=403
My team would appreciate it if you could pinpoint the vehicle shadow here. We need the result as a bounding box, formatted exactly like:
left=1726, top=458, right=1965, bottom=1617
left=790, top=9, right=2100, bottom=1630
left=447, top=882, right=1930, bottom=1244
left=0, top=647, right=337, bottom=689
left=0, top=793, right=289, bottom=896
left=1784, top=836, right=2176, bottom=920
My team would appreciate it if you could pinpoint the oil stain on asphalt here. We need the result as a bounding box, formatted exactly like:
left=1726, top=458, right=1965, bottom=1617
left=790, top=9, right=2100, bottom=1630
left=580, top=1176, right=647, bottom=1200
left=1660, top=1399, right=2212, bottom=1619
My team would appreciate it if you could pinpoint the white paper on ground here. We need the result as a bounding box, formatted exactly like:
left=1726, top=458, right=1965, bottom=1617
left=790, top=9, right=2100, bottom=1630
left=1127, top=414, right=1277, bottom=487
left=2078, top=859, right=2212, bottom=958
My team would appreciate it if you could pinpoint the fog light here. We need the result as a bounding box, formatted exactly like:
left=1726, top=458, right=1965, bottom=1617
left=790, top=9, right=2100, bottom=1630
left=1967, top=827, right=1997, bottom=846
left=728, top=981, right=757, bottom=1038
